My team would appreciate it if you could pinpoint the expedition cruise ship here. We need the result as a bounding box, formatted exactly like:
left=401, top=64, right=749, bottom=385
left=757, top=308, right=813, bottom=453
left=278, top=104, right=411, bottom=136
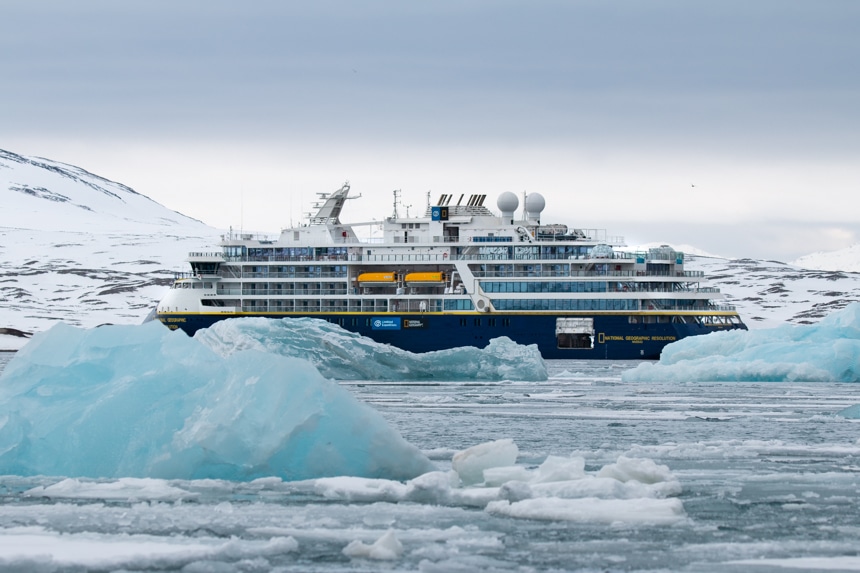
left=155, top=183, right=746, bottom=359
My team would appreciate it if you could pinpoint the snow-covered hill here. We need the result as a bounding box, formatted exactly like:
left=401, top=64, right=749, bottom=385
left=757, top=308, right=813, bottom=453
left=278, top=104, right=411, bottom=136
left=791, top=244, right=860, bottom=273
left=2, top=148, right=860, bottom=350
left=1, top=149, right=222, bottom=348
left=687, top=256, right=860, bottom=329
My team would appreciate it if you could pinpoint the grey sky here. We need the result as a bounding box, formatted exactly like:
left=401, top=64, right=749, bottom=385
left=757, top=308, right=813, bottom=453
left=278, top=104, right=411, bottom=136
left=3, top=1, right=859, bottom=260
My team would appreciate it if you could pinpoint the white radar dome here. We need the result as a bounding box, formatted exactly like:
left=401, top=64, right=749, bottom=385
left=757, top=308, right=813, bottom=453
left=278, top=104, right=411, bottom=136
left=525, top=193, right=546, bottom=221
left=497, top=192, right=519, bottom=221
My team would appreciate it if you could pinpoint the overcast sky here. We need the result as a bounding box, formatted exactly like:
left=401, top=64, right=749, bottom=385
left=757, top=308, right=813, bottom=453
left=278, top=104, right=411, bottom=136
left=3, top=1, right=859, bottom=260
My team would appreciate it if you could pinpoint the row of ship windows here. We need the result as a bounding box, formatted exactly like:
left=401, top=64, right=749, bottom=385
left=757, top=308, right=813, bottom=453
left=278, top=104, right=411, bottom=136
left=491, top=299, right=640, bottom=311
left=238, top=299, right=667, bottom=312
left=230, top=247, right=350, bottom=259
left=483, top=281, right=689, bottom=293
left=241, top=266, right=350, bottom=278
left=231, top=283, right=681, bottom=295
left=484, top=281, right=612, bottom=293
left=322, top=317, right=515, bottom=328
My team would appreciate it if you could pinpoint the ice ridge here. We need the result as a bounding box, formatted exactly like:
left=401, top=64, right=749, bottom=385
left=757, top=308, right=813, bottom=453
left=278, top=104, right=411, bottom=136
left=194, top=317, right=548, bottom=381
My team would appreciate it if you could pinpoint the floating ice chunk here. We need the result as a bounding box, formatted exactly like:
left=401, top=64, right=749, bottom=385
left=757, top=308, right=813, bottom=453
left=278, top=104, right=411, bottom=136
left=486, top=496, right=686, bottom=525
left=254, top=441, right=686, bottom=525
left=532, top=455, right=587, bottom=483
left=404, top=470, right=460, bottom=504
left=25, top=477, right=196, bottom=502
left=498, top=480, right=533, bottom=502
left=451, top=439, right=519, bottom=485
left=343, top=529, right=404, bottom=560
left=623, top=303, right=860, bottom=383
left=597, top=456, right=674, bottom=484
left=0, top=321, right=434, bottom=481
left=194, top=317, right=548, bottom=381
left=0, top=526, right=298, bottom=570
left=314, top=476, right=409, bottom=503
left=728, top=557, right=860, bottom=570
left=483, top=465, right=534, bottom=486
left=838, top=404, right=860, bottom=419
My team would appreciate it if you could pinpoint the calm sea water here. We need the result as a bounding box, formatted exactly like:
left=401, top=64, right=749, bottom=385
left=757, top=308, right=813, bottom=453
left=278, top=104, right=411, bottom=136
left=1, top=352, right=859, bottom=571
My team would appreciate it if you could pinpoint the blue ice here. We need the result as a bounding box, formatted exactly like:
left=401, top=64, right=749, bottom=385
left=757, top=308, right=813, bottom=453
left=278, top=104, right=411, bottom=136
left=623, top=303, right=860, bottom=383
left=194, top=317, right=548, bottom=381
left=0, top=321, right=434, bottom=481
left=838, top=404, right=860, bottom=419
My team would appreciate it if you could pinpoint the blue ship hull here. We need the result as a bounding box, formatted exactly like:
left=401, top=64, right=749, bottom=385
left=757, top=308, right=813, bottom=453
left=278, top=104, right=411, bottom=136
left=156, top=312, right=746, bottom=360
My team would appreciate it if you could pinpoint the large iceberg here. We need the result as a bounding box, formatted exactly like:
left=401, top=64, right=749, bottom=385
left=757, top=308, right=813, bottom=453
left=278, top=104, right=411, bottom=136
left=623, top=303, right=860, bottom=383
left=0, top=321, right=434, bottom=481
left=194, top=317, right=548, bottom=381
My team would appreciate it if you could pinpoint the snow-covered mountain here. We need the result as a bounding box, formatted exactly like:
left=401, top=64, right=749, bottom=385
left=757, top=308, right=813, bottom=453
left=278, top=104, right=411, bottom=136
left=1, top=148, right=222, bottom=348
left=791, top=244, right=860, bottom=273
left=2, top=148, right=860, bottom=349
left=685, top=256, right=860, bottom=328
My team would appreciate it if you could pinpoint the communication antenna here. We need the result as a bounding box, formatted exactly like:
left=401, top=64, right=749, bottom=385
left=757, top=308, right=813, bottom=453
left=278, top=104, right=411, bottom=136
left=522, top=190, right=527, bottom=222
left=392, top=189, right=401, bottom=218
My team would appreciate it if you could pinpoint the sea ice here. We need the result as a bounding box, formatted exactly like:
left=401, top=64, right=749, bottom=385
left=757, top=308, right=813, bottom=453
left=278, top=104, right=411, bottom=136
left=0, top=321, right=434, bottom=481
left=194, top=316, right=548, bottom=381
left=485, top=496, right=686, bottom=525
left=0, top=527, right=298, bottom=570
left=623, top=303, right=860, bottom=382
left=342, top=529, right=404, bottom=560
left=451, top=438, right=519, bottom=485
left=838, top=404, right=860, bottom=419
left=310, top=439, right=686, bottom=525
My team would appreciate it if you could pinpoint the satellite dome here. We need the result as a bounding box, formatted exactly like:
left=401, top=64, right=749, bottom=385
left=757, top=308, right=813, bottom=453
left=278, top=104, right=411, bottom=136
left=497, top=192, right=519, bottom=220
left=525, top=193, right=545, bottom=221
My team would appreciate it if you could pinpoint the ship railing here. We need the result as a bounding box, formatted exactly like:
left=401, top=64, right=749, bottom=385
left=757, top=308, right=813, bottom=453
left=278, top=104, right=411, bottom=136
left=390, top=300, right=440, bottom=312
left=364, top=253, right=450, bottom=262
left=656, top=304, right=737, bottom=312
left=241, top=271, right=349, bottom=279
left=240, top=289, right=349, bottom=296
left=187, top=252, right=225, bottom=259
left=240, top=304, right=354, bottom=312
left=710, top=304, right=737, bottom=311
left=637, top=304, right=737, bottom=312
left=453, top=252, right=679, bottom=263
left=173, top=272, right=208, bottom=280
left=471, top=269, right=703, bottom=279
left=224, top=254, right=352, bottom=263
left=218, top=251, right=695, bottom=266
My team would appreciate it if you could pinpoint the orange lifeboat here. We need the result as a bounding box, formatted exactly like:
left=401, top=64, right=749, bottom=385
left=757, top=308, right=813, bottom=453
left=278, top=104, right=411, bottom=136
left=404, top=272, right=445, bottom=285
left=358, top=272, right=397, bottom=285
